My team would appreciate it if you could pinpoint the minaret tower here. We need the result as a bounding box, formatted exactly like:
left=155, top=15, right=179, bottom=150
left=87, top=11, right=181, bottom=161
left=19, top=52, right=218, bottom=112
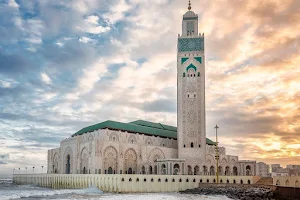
left=177, top=1, right=206, bottom=162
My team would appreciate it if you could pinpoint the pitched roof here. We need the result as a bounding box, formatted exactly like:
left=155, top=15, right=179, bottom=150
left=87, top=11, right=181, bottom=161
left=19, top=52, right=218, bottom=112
left=72, top=119, right=216, bottom=145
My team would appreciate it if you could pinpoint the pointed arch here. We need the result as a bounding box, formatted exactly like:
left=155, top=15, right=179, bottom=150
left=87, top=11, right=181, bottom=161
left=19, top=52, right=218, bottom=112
left=124, top=148, right=137, bottom=174
left=80, top=147, right=89, bottom=174
left=103, top=146, right=118, bottom=174
left=148, top=148, right=165, bottom=163
left=63, top=146, right=73, bottom=174
left=52, top=153, right=59, bottom=174
left=186, top=64, right=197, bottom=72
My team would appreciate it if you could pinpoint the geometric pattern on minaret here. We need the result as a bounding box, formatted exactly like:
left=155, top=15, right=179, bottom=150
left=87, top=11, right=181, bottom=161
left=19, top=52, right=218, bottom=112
left=177, top=1, right=206, bottom=161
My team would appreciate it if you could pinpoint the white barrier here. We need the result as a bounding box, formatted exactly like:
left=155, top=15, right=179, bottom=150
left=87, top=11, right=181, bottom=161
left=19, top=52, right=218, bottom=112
left=13, top=174, right=254, bottom=193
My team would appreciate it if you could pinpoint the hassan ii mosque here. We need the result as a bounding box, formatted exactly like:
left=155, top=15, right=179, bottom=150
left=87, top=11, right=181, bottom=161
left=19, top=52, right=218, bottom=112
left=47, top=2, right=256, bottom=177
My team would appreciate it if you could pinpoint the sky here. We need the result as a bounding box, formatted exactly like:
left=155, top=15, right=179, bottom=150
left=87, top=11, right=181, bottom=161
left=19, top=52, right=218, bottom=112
left=0, top=0, right=299, bottom=177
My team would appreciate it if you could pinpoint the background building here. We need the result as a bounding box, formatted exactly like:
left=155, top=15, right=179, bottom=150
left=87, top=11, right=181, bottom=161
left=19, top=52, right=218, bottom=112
left=256, top=162, right=270, bottom=177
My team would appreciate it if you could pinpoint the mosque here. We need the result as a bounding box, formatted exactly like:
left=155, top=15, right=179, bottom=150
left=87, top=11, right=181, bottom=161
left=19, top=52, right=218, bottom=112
left=47, top=2, right=256, bottom=177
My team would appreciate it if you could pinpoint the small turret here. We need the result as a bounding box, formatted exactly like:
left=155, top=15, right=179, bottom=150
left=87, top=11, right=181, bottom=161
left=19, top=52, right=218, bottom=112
left=182, top=1, right=198, bottom=37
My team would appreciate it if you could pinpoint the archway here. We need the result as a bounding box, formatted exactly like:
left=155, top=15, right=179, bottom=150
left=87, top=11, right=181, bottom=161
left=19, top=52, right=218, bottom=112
left=142, top=166, right=146, bottom=174
left=276, top=180, right=280, bottom=186
left=173, top=164, right=180, bottom=175
left=66, top=155, right=71, bottom=174
left=286, top=180, right=289, bottom=187
left=161, top=164, right=166, bottom=175
left=233, top=166, right=238, bottom=176
left=210, top=166, right=215, bottom=175
left=124, top=148, right=137, bottom=174
left=225, top=166, right=230, bottom=175
left=149, top=166, right=153, bottom=174
left=246, top=165, right=252, bottom=176
left=63, top=147, right=73, bottom=174
left=188, top=165, right=192, bottom=175
left=194, top=165, right=200, bottom=175
left=80, top=148, right=89, bottom=174
left=103, top=146, right=118, bottom=174
left=52, top=153, right=58, bottom=174
left=108, top=167, right=113, bottom=174
left=218, top=166, right=223, bottom=175
left=203, top=166, right=208, bottom=175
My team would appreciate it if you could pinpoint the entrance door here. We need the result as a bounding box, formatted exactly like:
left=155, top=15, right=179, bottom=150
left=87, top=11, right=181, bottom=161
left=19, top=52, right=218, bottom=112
left=66, top=155, right=71, bottom=174
left=108, top=167, right=113, bottom=174
left=128, top=168, right=133, bottom=174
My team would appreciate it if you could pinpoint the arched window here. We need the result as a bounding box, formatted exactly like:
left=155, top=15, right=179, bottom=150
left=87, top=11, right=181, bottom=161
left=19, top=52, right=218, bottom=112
left=246, top=165, right=251, bottom=176
left=191, top=142, right=194, bottom=148
left=188, top=165, right=192, bottom=175
left=173, top=164, right=180, bottom=175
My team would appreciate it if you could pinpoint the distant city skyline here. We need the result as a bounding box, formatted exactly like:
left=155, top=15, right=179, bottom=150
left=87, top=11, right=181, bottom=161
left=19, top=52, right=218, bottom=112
left=0, top=0, right=299, bottom=177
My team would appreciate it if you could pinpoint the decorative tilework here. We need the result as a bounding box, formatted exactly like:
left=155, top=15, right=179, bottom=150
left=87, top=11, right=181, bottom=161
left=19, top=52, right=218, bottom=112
left=181, top=57, right=189, bottom=64
left=194, top=57, right=202, bottom=64
left=187, top=21, right=195, bottom=33
left=178, top=37, right=204, bottom=52
left=186, top=64, right=197, bottom=72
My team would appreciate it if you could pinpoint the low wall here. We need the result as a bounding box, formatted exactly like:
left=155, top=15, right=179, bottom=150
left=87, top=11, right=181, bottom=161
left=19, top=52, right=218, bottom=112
left=273, top=176, right=300, bottom=188
left=13, top=174, right=254, bottom=193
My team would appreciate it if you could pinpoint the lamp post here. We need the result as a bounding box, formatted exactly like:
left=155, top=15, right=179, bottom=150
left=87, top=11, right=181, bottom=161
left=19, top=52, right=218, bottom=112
left=33, top=166, right=35, bottom=173
left=214, top=125, right=219, bottom=184
left=13, top=168, right=15, bottom=174
left=19, top=168, right=20, bottom=174
left=25, top=167, right=27, bottom=174
left=42, top=166, right=44, bottom=173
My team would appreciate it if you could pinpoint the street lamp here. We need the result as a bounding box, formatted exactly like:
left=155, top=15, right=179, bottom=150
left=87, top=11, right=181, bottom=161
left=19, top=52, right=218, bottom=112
left=25, top=167, right=27, bottom=174
left=33, top=166, right=35, bottom=173
left=214, top=124, right=220, bottom=184
left=13, top=168, right=15, bottom=174
left=42, top=166, right=44, bottom=173
left=19, top=168, right=20, bottom=174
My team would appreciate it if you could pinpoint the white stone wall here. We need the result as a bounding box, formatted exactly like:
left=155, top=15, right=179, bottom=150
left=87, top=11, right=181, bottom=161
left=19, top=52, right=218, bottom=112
left=256, top=162, right=269, bottom=177
left=13, top=174, right=255, bottom=192
left=274, top=176, right=300, bottom=187
left=48, top=129, right=177, bottom=175
left=48, top=128, right=255, bottom=176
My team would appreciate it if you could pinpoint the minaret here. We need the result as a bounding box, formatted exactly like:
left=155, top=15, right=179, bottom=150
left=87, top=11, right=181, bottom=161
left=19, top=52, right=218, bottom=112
left=177, top=1, right=206, bottom=161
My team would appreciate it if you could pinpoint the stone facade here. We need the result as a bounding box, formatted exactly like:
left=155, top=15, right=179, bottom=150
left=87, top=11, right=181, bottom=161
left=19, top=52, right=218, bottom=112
left=47, top=5, right=256, bottom=177
left=256, top=162, right=270, bottom=177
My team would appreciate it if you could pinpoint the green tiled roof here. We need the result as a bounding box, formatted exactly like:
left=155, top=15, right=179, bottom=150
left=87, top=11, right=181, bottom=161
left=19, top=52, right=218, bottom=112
left=72, top=119, right=216, bottom=145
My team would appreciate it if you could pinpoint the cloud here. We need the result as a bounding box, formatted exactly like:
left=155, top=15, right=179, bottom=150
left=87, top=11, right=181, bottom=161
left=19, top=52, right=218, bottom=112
left=79, top=36, right=96, bottom=44
left=0, top=80, right=12, bottom=88
left=8, top=0, right=19, bottom=8
left=41, top=73, right=52, bottom=84
left=0, top=154, right=9, bottom=164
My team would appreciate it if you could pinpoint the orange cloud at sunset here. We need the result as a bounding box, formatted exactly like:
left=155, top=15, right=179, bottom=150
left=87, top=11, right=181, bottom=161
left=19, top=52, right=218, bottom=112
left=203, top=0, right=300, bottom=166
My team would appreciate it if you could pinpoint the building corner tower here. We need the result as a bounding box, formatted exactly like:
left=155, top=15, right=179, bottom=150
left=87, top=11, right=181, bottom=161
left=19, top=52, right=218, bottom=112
left=177, top=1, right=206, bottom=163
